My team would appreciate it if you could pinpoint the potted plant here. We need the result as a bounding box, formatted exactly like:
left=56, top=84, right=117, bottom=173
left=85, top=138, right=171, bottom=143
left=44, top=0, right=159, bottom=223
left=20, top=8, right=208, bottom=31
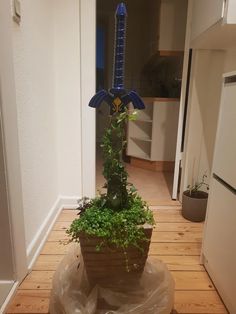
left=182, top=174, right=209, bottom=222
left=67, top=110, right=155, bottom=283
left=67, top=2, right=155, bottom=284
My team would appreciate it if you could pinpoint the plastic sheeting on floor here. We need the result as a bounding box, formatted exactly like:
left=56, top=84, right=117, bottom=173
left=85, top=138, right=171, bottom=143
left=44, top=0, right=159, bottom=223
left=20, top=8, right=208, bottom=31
left=49, top=244, right=175, bottom=314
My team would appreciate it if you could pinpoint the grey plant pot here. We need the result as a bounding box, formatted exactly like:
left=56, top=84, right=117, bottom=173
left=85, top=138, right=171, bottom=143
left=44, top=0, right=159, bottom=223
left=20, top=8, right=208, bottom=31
left=182, top=191, right=208, bottom=222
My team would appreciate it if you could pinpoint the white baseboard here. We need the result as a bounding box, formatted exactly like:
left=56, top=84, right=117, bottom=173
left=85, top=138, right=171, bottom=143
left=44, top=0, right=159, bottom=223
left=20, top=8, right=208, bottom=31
left=1, top=196, right=81, bottom=313
left=59, top=195, right=80, bottom=209
left=27, top=195, right=80, bottom=270
left=0, top=282, right=18, bottom=314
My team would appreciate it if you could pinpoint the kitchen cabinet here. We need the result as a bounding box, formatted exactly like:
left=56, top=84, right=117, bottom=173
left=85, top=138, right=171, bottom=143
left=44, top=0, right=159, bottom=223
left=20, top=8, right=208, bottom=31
left=158, top=0, right=187, bottom=52
left=190, top=0, right=236, bottom=49
left=190, top=0, right=225, bottom=42
left=127, top=98, right=179, bottom=162
left=202, top=177, right=236, bottom=314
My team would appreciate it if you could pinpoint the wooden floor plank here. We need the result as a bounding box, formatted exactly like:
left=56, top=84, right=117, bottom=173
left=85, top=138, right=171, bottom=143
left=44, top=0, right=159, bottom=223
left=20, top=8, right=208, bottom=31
left=47, top=230, right=69, bottom=242
left=153, top=209, right=190, bottom=223
left=52, top=221, right=71, bottom=231
left=57, top=210, right=78, bottom=222
left=152, top=206, right=182, bottom=211
left=6, top=290, right=50, bottom=314
left=174, top=291, right=228, bottom=313
left=154, top=222, right=203, bottom=232
left=19, top=271, right=54, bottom=290
left=149, top=242, right=202, bottom=256
left=151, top=231, right=202, bottom=243
left=171, top=271, right=214, bottom=291
left=150, top=256, right=204, bottom=271
left=40, top=242, right=74, bottom=255
left=33, top=255, right=64, bottom=271
left=148, top=200, right=181, bottom=206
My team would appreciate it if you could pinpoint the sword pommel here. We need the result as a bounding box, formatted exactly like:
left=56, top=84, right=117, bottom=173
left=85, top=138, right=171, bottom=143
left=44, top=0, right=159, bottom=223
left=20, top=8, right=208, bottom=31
left=115, top=3, right=127, bottom=17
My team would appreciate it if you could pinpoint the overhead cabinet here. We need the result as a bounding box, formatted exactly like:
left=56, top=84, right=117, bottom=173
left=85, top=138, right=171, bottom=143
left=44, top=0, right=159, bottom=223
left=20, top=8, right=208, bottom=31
left=190, top=0, right=236, bottom=49
left=158, top=0, right=187, bottom=52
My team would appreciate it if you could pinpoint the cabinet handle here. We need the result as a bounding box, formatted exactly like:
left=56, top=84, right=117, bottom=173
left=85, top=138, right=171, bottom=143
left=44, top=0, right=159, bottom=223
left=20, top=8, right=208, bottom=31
left=213, top=174, right=236, bottom=195
left=224, top=75, right=236, bottom=84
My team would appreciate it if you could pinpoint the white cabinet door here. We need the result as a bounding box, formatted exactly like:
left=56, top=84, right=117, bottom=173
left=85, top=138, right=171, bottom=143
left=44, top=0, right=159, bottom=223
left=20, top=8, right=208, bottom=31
left=159, top=0, right=187, bottom=51
left=203, top=177, right=236, bottom=313
left=225, top=0, right=236, bottom=23
left=191, top=0, right=225, bottom=41
left=214, top=77, right=236, bottom=188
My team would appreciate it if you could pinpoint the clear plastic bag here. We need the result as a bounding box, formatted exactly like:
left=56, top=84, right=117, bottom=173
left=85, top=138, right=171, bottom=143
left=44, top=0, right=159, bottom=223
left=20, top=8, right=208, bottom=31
left=49, top=244, right=175, bottom=314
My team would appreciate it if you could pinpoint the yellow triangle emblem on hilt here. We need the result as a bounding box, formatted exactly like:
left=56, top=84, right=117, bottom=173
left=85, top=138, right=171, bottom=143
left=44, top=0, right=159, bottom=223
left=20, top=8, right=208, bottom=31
left=113, top=97, right=122, bottom=112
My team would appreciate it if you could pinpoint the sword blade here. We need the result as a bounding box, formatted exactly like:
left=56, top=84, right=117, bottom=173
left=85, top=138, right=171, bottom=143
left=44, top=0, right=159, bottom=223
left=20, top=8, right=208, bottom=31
left=111, top=3, right=127, bottom=94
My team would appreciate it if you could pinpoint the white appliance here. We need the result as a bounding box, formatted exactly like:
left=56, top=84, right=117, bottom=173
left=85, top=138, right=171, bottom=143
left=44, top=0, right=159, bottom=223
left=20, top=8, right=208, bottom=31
left=202, top=72, right=236, bottom=314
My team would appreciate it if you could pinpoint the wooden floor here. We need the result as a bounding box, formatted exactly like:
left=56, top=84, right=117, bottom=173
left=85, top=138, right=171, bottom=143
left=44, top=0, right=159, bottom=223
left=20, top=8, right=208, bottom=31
left=6, top=204, right=228, bottom=314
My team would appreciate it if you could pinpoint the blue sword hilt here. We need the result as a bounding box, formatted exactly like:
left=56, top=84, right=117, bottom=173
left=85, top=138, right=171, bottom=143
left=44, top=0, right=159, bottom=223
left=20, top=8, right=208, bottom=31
left=88, top=2, right=145, bottom=113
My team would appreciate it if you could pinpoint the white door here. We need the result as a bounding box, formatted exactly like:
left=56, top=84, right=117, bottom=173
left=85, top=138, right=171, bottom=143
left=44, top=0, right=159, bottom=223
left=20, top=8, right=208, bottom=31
left=213, top=75, right=236, bottom=188
left=0, top=1, right=28, bottom=308
left=172, top=0, right=193, bottom=199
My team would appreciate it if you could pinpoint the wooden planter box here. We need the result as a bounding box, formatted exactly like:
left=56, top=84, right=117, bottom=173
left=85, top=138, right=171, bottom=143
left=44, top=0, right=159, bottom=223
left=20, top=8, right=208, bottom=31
left=79, top=225, right=153, bottom=283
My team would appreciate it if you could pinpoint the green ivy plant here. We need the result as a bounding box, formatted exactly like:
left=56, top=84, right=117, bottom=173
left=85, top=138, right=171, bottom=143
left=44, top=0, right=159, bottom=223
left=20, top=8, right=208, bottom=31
left=67, top=110, right=155, bottom=251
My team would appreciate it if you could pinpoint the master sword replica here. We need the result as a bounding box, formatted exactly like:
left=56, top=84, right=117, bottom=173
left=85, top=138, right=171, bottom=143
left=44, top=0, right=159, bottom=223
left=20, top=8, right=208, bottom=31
left=89, top=2, right=145, bottom=113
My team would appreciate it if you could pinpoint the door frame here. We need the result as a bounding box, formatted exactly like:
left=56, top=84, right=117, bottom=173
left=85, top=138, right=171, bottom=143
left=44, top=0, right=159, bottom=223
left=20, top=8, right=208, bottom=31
left=0, top=0, right=28, bottom=286
left=172, top=0, right=193, bottom=200
left=81, top=0, right=196, bottom=202
left=80, top=0, right=96, bottom=198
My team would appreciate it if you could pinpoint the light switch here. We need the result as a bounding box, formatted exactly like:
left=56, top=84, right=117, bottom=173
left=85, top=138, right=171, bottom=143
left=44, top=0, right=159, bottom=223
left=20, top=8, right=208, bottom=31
left=13, top=0, right=21, bottom=24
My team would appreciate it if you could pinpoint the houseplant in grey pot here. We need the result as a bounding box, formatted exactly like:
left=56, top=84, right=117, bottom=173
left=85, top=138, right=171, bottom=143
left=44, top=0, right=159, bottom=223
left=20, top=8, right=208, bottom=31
left=182, top=174, right=209, bottom=222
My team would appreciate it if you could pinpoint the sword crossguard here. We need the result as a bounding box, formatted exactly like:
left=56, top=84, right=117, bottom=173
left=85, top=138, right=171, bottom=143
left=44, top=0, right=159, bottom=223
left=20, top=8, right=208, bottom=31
left=88, top=89, right=145, bottom=114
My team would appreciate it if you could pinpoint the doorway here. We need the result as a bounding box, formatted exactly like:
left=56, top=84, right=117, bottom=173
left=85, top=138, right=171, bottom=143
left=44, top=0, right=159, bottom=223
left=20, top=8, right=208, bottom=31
left=0, top=96, right=14, bottom=309
left=95, top=0, right=188, bottom=203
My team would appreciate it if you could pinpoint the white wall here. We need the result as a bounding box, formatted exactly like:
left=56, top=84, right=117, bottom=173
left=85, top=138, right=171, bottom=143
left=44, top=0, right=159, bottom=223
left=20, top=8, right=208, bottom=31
left=10, top=0, right=83, bottom=265
left=54, top=0, right=82, bottom=197
left=12, top=1, right=58, bottom=256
